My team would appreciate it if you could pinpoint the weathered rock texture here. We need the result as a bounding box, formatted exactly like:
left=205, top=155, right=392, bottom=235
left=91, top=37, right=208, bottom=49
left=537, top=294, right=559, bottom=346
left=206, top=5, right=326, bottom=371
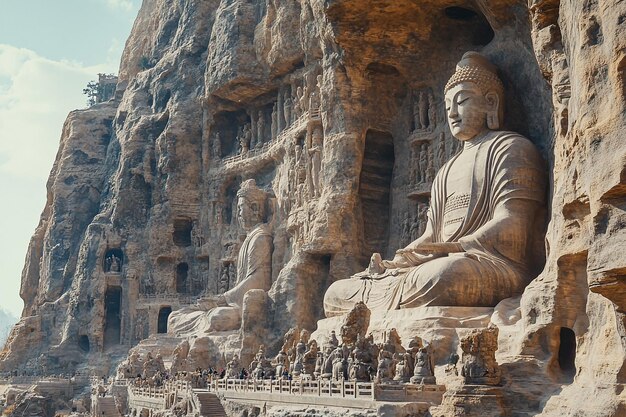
left=1, top=0, right=625, bottom=416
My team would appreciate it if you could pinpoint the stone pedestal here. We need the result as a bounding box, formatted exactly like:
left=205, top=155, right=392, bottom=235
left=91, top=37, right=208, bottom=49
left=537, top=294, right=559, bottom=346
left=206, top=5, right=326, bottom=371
left=311, top=306, right=493, bottom=364
left=429, top=385, right=509, bottom=417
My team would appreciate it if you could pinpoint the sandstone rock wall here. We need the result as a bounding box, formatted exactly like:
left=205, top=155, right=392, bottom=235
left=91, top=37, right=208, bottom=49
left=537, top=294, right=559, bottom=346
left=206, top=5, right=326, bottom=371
left=2, top=0, right=625, bottom=415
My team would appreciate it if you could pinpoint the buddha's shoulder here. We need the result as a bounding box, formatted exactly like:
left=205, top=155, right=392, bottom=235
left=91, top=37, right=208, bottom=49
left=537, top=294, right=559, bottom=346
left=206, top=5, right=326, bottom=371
left=486, top=131, right=542, bottom=157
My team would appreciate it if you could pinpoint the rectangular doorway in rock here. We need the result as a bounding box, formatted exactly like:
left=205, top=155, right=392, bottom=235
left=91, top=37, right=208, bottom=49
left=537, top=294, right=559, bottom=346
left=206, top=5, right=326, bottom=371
left=158, top=307, right=172, bottom=334
left=104, top=286, right=122, bottom=348
left=359, top=130, right=395, bottom=259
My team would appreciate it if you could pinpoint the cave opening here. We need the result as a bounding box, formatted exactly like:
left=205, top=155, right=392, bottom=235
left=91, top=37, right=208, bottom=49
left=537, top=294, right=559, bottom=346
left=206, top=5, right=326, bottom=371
left=359, top=130, right=395, bottom=259
left=308, top=254, right=333, bottom=328
left=173, top=218, right=193, bottom=247
left=103, top=286, right=122, bottom=348
left=158, top=307, right=172, bottom=334
left=443, top=6, right=494, bottom=46
left=558, top=327, right=577, bottom=378
left=213, top=110, right=250, bottom=158
left=176, top=262, right=189, bottom=294
left=78, top=335, right=90, bottom=353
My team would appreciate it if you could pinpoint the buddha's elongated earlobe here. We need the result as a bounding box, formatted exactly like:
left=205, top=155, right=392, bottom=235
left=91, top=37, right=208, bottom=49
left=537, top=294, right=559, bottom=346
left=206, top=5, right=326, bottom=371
left=485, top=92, right=500, bottom=130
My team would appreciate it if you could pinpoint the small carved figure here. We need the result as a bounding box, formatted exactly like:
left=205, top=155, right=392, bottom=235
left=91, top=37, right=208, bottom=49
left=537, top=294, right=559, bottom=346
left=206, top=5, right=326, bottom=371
left=271, top=103, right=278, bottom=139
left=241, top=123, right=251, bottom=153
left=393, top=352, right=412, bottom=383
left=348, top=334, right=376, bottom=382
left=419, top=91, right=429, bottom=130
left=292, top=336, right=308, bottom=377
left=273, top=351, right=289, bottom=378
left=444, top=352, right=460, bottom=376
left=294, top=144, right=307, bottom=206
left=218, top=265, right=230, bottom=294
left=376, top=349, right=395, bottom=383
left=410, top=346, right=436, bottom=384
left=460, top=326, right=500, bottom=385
left=428, top=91, right=437, bottom=129
left=301, top=82, right=309, bottom=112
left=331, top=346, right=347, bottom=381
left=426, top=150, right=435, bottom=183
left=328, top=331, right=339, bottom=350
left=109, top=255, right=121, bottom=273
left=212, top=132, right=221, bottom=159
left=227, top=264, right=237, bottom=289
left=294, top=87, right=303, bottom=118
left=257, top=110, right=266, bottom=147
left=191, top=224, right=205, bottom=247
left=321, top=345, right=333, bottom=379
left=437, top=133, right=446, bottom=168
left=302, top=339, right=318, bottom=378
left=284, top=93, right=292, bottom=127
left=308, top=126, right=323, bottom=197
left=418, top=144, right=428, bottom=183
left=314, top=350, right=324, bottom=380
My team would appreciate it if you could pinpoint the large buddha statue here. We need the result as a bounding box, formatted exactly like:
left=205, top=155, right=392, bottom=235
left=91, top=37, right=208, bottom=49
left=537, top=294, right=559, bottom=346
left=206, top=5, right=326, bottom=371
left=324, top=52, right=546, bottom=317
left=169, top=179, right=273, bottom=333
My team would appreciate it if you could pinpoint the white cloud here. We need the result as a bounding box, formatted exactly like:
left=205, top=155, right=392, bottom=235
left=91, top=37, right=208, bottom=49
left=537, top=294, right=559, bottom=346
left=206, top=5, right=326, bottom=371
left=105, top=0, right=134, bottom=12
left=0, top=45, right=116, bottom=179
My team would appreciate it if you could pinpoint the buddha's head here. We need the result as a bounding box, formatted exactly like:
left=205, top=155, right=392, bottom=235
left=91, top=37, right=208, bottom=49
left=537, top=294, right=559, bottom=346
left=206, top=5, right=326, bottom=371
left=236, top=179, right=267, bottom=231
left=444, top=52, right=504, bottom=141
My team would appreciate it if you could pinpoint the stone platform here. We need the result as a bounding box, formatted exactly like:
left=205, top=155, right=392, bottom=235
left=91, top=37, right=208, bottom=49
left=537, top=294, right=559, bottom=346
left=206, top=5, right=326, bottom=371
left=311, top=306, right=493, bottom=364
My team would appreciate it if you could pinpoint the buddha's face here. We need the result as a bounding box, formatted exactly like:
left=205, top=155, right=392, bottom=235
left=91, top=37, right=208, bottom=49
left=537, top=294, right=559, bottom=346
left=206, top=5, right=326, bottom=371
left=237, top=196, right=261, bottom=231
left=445, top=81, right=493, bottom=141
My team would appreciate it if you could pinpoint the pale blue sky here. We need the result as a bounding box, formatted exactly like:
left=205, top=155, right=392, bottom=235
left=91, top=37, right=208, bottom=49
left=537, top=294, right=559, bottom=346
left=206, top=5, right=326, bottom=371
left=0, top=0, right=142, bottom=317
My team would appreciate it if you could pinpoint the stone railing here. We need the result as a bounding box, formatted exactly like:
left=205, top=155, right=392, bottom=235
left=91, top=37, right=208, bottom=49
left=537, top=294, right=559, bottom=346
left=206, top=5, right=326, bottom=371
left=0, top=375, right=82, bottom=385
left=215, top=378, right=375, bottom=399
left=220, top=107, right=321, bottom=168
left=212, top=377, right=445, bottom=403
left=126, top=380, right=195, bottom=412
left=138, top=293, right=201, bottom=305
left=128, top=380, right=192, bottom=399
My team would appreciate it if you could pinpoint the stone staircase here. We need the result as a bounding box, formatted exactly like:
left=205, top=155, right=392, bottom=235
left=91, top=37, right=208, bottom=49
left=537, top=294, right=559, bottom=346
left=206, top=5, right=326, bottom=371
left=96, top=396, right=121, bottom=417
left=193, top=390, right=226, bottom=417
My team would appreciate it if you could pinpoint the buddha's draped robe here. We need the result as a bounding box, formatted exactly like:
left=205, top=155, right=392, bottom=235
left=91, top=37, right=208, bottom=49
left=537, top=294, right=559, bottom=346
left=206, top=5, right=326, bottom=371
left=323, top=131, right=545, bottom=317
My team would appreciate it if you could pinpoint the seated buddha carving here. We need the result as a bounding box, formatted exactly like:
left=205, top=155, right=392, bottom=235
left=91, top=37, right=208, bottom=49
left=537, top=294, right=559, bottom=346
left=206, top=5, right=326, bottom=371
left=324, top=52, right=546, bottom=317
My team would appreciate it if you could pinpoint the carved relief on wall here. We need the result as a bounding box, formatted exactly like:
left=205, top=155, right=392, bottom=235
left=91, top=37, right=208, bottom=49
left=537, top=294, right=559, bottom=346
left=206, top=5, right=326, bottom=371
left=411, top=88, right=437, bottom=133
left=103, top=249, right=123, bottom=274
left=210, top=72, right=323, bottom=173
left=134, top=308, right=150, bottom=342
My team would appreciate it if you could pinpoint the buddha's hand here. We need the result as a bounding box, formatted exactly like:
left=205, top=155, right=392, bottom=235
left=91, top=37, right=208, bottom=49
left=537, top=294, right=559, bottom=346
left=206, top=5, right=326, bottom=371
left=352, top=253, right=385, bottom=279
left=380, top=248, right=439, bottom=269
left=197, top=294, right=229, bottom=310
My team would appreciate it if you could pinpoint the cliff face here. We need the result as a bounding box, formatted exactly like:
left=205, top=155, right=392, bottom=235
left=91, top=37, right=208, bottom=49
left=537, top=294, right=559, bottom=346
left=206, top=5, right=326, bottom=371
left=1, top=0, right=625, bottom=415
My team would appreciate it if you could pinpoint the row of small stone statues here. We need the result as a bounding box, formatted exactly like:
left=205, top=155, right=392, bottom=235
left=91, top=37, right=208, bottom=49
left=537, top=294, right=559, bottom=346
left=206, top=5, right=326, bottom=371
left=225, top=326, right=501, bottom=386
left=212, top=74, right=322, bottom=158
left=224, top=329, right=437, bottom=385
left=409, top=133, right=463, bottom=186
left=104, top=254, right=122, bottom=273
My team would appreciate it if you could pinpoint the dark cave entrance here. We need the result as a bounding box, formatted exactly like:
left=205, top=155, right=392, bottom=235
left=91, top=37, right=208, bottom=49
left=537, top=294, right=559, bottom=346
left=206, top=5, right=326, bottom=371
left=104, top=286, right=122, bottom=348
left=78, top=335, right=90, bottom=353
left=359, top=129, right=395, bottom=258
left=173, top=217, right=193, bottom=247
left=558, top=327, right=577, bottom=379
left=176, top=262, right=189, bottom=294
left=158, top=307, right=172, bottom=334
